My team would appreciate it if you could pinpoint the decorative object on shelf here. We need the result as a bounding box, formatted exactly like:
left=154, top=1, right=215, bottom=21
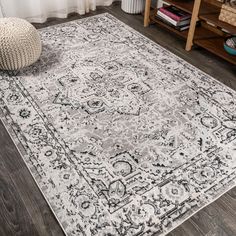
left=121, top=0, right=145, bottom=14
left=219, top=0, right=236, bottom=26
left=0, top=17, right=42, bottom=71
left=224, top=36, right=236, bottom=55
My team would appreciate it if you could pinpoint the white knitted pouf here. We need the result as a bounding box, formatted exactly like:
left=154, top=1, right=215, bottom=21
left=0, top=18, right=42, bottom=70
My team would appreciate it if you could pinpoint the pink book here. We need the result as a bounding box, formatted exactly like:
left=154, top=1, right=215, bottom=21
left=159, top=6, right=191, bottom=21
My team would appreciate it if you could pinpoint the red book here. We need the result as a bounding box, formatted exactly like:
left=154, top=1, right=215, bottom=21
left=159, top=5, right=191, bottom=21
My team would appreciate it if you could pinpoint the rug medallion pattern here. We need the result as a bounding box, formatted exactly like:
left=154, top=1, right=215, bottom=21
left=0, top=13, right=236, bottom=236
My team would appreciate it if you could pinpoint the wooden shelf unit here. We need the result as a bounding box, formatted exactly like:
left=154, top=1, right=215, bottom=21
left=144, top=0, right=236, bottom=65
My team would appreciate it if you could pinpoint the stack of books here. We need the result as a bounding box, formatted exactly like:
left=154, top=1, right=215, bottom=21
left=156, top=5, right=192, bottom=31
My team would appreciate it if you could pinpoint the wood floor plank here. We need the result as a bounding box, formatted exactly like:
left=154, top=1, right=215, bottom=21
left=167, top=220, right=205, bottom=236
left=0, top=162, right=39, bottom=236
left=0, top=121, right=27, bottom=173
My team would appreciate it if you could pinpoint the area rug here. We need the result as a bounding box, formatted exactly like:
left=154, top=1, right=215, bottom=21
left=0, top=13, right=236, bottom=236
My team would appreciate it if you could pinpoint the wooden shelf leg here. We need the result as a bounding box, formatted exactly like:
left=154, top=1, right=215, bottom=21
left=185, top=0, right=201, bottom=51
left=144, top=0, right=151, bottom=27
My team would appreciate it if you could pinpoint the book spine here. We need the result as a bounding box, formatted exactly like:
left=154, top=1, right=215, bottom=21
left=179, top=25, right=190, bottom=31
left=159, top=7, right=181, bottom=21
left=157, top=11, right=178, bottom=26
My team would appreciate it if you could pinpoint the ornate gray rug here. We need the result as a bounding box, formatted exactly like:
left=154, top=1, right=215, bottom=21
left=0, top=13, right=236, bottom=236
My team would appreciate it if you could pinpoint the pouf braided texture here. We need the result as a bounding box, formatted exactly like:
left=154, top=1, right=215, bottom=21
left=0, top=17, right=42, bottom=70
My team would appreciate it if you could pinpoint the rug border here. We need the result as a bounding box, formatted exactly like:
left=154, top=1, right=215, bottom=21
left=0, top=12, right=236, bottom=236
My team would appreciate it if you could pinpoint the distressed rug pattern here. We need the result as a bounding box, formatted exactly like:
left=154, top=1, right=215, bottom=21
left=0, top=13, right=236, bottom=236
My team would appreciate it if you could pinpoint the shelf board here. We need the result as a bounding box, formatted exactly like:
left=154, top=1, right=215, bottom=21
left=194, top=27, right=236, bottom=65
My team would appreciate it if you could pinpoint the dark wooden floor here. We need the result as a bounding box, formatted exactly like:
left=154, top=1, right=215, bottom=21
left=1, top=2, right=236, bottom=236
